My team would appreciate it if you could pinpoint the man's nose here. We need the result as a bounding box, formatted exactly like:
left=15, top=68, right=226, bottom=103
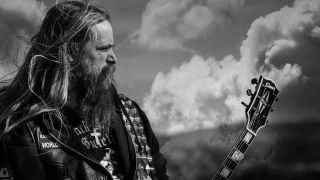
left=106, top=49, right=117, bottom=64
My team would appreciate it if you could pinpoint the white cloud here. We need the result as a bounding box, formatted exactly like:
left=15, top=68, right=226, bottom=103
left=143, top=0, right=320, bottom=135
left=0, top=0, right=45, bottom=25
left=143, top=55, right=240, bottom=134
left=262, top=64, right=302, bottom=90
left=265, top=39, right=296, bottom=64
left=311, top=26, right=320, bottom=38
left=0, top=0, right=46, bottom=80
left=177, top=5, right=214, bottom=40
left=132, top=0, right=245, bottom=51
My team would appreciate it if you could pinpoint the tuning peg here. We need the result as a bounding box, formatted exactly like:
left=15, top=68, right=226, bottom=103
left=241, top=101, right=249, bottom=108
left=251, top=78, right=258, bottom=85
left=247, top=89, right=253, bottom=96
left=275, top=98, right=279, bottom=102
left=270, top=109, right=274, bottom=112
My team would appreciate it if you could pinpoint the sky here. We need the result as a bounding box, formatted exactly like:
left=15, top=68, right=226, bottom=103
left=1, top=0, right=320, bottom=179
left=1, top=0, right=319, bottom=135
left=106, top=0, right=319, bottom=135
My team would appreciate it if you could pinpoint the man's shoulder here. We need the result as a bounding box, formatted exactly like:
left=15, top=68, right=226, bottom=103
left=118, top=94, right=134, bottom=102
left=4, top=116, right=39, bottom=145
left=118, top=94, right=139, bottom=107
left=118, top=94, right=146, bottom=116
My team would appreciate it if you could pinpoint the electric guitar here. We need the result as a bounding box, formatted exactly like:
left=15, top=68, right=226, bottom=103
left=211, top=76, right=279, bottom=180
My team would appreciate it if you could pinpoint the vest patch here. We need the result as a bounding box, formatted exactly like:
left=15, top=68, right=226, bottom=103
left=0, top=167, right=11, bottom=180
left=95, top=177, right=107, bottom=180
left=40, top=141, right=59, bottom=150
left=39, top=132, right=60, bottom=150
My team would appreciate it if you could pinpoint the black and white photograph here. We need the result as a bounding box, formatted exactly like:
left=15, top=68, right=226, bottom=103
left=0, top=0, right=319, bottom=179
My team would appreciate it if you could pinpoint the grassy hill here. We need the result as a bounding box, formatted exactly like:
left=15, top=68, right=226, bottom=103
left=157, top=121, right=320, bottom=180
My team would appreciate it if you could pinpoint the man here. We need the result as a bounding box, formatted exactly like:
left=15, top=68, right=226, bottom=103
left=0, top=1, right=168, bottom=180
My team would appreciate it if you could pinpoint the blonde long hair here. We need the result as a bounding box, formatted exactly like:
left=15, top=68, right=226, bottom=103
left=0, top=1, right=110, bottom=139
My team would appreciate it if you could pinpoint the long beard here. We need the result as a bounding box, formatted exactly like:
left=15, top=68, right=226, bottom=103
left=74, top=64, right=117, bottom=134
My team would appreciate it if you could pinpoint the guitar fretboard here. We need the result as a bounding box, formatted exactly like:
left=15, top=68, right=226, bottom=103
left=212, top=128, right=255, bottom=180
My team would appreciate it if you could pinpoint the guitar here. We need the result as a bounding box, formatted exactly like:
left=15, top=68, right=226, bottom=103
left=212, top=76, right=279, bottom=180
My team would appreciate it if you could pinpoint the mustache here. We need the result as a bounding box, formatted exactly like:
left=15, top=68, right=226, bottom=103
left=97, top=65, right=116, bottom=89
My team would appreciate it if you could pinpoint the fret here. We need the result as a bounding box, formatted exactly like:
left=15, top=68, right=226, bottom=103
left=212, top=76, right=279, bottom=180
left=212, top=173, right=227, bottom=180
left=224, top=157, right=237, bottom=170
left=230, top=149, right=244, bottom=162
left=220, top=167, right=232, bottom=178
left=235, top=140, right=249, bottom=154
left=243, top=131, right=254, bottom=143
left=212, top=128, right=256, bottom=180
left=240, top=129, right=254, bottom=144
left=229, top=129, right=253, bottom=157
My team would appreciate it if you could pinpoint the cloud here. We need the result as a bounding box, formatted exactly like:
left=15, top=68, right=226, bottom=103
left=131, top=0, right=245, bottom=51
left=262, top=64, right=302, bottom=90
left=264, top=39, right=296, bottom=64
left=0, top=0, right=46, bottom=80
left=311, top=27, right=320, bottom=38
left=143, top=55, right=243, bottom=134
left=143, top=0, right=320, bottom=135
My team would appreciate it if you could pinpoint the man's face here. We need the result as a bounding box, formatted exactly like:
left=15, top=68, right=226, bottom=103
left=76, top=20, right=118, bottom=130
left=82, top=20, right=116, bottom=77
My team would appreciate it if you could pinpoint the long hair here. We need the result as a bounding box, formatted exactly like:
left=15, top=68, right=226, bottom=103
left=0, top=1, right=110, bottom=139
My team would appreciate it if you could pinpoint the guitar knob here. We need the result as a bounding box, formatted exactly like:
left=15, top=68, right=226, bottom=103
left=247, top=89, right=253, bottom=96
left=251, top=78, right=258, bottom=85
left=241, top=101, right=249, bottom=108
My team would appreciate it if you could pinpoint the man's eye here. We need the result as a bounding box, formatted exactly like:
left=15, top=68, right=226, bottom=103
left=96, top=44, right=114, bottom=51
left=97, top=47, right=110, bottom=51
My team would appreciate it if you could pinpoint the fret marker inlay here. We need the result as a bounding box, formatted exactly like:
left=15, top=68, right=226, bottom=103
left=211, top=76, right=279, bottom=180
left=231, top=150, right=244, bottom=162
left=221, top=168, right=230, bottom=178
left=243, top=132, right=253, bottom=143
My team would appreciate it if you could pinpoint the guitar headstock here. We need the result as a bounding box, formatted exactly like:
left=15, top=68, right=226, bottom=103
left=242, top=76, right=279, bottom=135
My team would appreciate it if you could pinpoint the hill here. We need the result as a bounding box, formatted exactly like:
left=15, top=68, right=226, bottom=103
left=157, top=121, right=320, bottom=180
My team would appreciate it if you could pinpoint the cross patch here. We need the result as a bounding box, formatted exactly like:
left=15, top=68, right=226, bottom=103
left=0, top=167, right=12, bottom=180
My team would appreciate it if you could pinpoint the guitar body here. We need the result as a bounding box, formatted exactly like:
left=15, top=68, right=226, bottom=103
left=212, top=76, right=279, bottom=180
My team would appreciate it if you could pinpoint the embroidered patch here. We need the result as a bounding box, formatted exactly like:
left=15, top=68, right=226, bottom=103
left=79, top=128, right=111, bottom=150
left=73, top=121, right=90, bottom=136
left=39, top=132, right=60, bottom=150
left=95, top=177, right=107, bottom=180
left=0, top=167, right=12, bottom=180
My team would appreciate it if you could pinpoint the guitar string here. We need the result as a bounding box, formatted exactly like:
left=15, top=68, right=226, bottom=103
left=223, top=116, right=261, bottom=177
left=215, top=89, right=268, bottom=179
left=214, top=84, right=277, bottom=180
left=213, top=130, right=245, bottom=180
left=218, top=128, right=248, bottom=179
left=214, top=114, right=261, bottom=179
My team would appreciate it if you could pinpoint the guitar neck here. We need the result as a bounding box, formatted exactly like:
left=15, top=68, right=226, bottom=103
left=212, top=128, right=256, bottom=180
